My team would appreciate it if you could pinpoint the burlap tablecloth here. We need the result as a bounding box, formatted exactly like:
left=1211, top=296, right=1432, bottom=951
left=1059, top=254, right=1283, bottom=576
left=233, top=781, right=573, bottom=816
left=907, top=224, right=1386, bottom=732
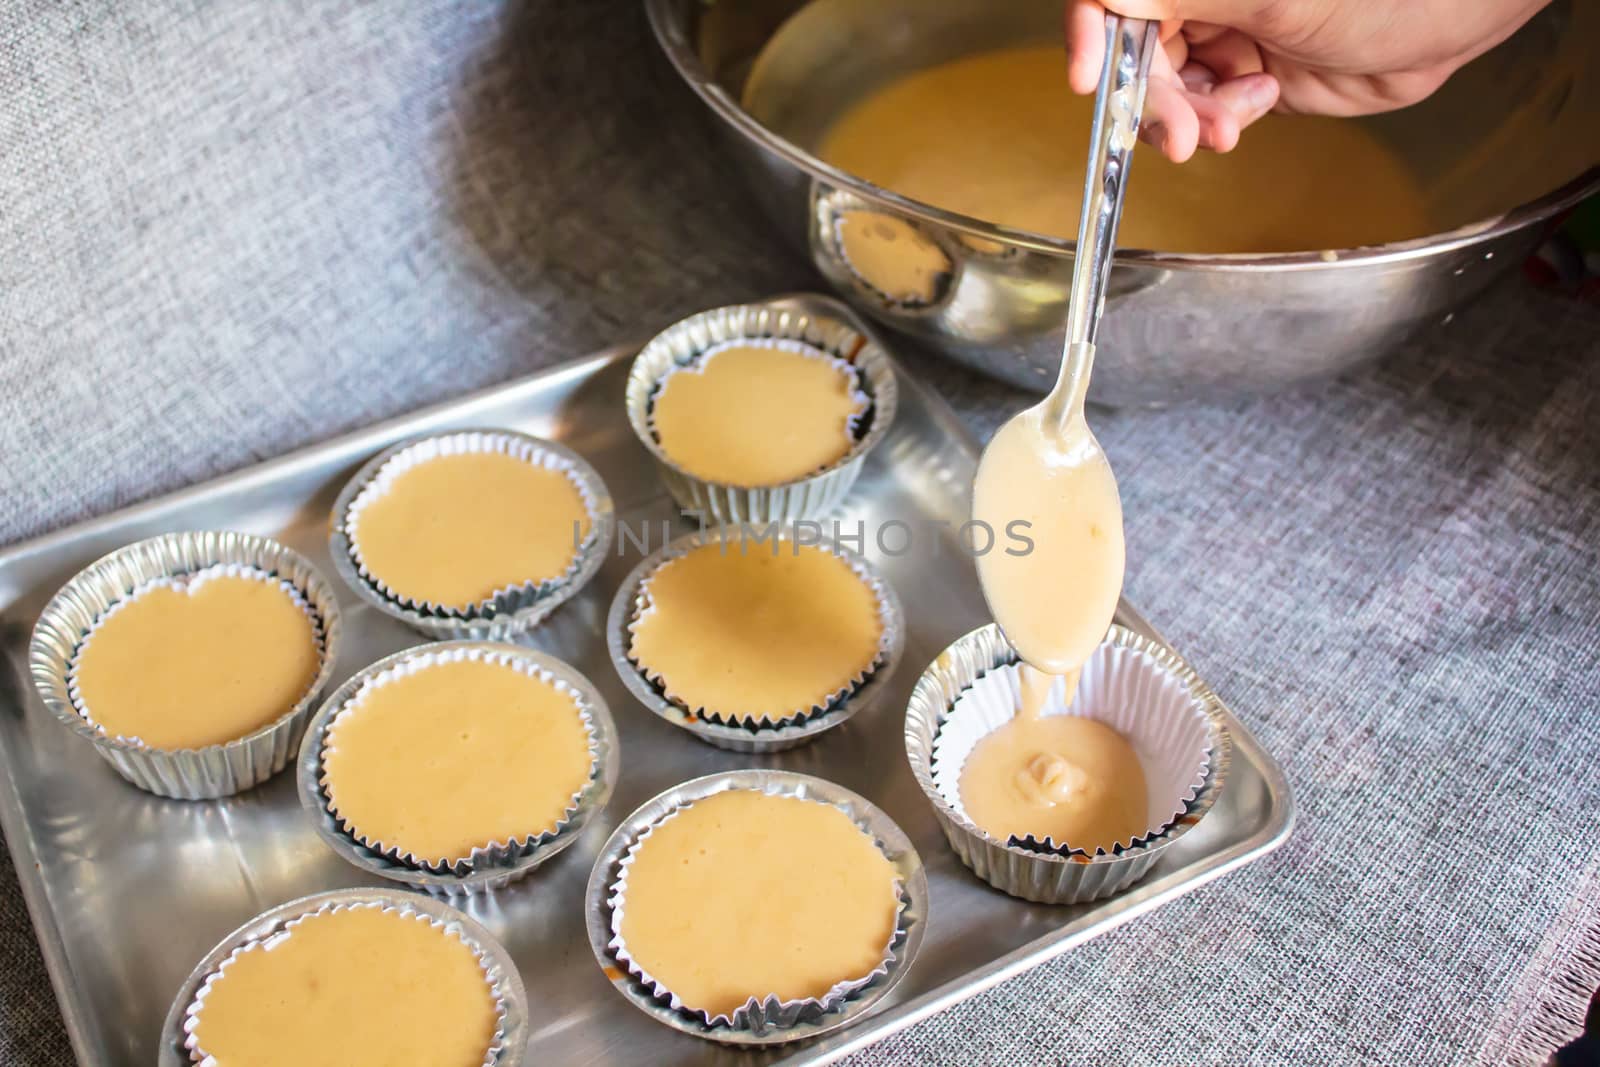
left=3, top=2, right=1596, bottom=1063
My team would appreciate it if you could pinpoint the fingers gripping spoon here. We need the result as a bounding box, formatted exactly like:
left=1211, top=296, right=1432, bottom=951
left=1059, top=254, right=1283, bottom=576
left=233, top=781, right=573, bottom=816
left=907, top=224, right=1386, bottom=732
left=971, top=17, right=1159, bottom=704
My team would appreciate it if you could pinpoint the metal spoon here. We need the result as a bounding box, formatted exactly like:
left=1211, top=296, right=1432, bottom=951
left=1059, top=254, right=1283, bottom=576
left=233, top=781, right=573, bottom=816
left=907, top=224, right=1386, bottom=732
left=970, top=16, right=1159, bottom=677
left=1044, top=14, right=1161, bottom=434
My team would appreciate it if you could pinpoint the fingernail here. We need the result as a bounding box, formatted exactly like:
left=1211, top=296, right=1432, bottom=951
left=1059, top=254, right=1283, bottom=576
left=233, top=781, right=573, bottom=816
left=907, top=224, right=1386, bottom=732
left=1242, top=77, right=1277, bottom=119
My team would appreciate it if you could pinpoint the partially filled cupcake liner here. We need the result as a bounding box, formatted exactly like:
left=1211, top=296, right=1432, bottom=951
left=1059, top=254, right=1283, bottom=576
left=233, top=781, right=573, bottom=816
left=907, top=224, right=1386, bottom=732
left=606, top=528, right=904, bottom=752
left=29, top=531, right=344, bottom=800
left=930, top=648, right=1213, bottom=856
left=299, top=642, right=617, bottom=895
left=329, top=429, right=614, bottom=640
left=164, top=889, right=526, bottom=1067
left=907, top=624, right=1231, bottom=905
left=588, top=770, right=927, bottom=1045
left=626, top=299, right=899, bottom=524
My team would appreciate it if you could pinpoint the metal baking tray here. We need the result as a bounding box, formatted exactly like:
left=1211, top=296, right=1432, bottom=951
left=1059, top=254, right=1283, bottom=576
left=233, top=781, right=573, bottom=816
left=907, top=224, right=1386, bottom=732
left=0, top=293, right=1293, bottom=1066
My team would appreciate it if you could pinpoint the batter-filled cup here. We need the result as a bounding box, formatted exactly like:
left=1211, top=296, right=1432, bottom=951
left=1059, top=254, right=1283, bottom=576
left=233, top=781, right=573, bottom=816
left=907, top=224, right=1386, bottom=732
left=160, top=888, right=527, bottom=1067
left=585, top=770, right=928, bottom=1045
left=812, top=189, right=961, bottom=312
left=606, top=527, right=904, bottom=753
left=906, top=623, right=1231, bottom=904
left=297, top=642, right=618, bottom=896
left=329, top=429, right=613, bottom=641
left=625, top=300, right=898, bottom=524
left=28, top=530, right=343, bottom=800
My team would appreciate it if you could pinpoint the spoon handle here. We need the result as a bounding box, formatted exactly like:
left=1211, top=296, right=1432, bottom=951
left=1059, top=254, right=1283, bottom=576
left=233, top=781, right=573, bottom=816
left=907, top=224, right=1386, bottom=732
left=1047, top=15, right=1160, bottom=429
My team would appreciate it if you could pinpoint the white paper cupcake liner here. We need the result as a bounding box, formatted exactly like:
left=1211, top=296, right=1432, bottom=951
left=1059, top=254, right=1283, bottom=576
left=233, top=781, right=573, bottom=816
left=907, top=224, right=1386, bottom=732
left=29, top=531, right=344, bottom=800
left=158, top=888, right=527, bottom=1067
left=297, top=641, right=618, bottom=896
left=930, top=647, right=1212, bottom=855
left=605, top=527, right=904, bottom=752
left=626, top=299, right=899, bottom=524
left=906, top=624, right=1231, bottom=904
left=585, top=770, right=928, bottom=1046
left=329, top=429, right=614, bottom=640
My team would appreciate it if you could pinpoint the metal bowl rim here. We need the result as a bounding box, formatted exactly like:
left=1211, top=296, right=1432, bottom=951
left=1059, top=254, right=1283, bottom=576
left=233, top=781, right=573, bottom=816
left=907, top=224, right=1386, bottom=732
left=646, top=0, right=1600, bottom=271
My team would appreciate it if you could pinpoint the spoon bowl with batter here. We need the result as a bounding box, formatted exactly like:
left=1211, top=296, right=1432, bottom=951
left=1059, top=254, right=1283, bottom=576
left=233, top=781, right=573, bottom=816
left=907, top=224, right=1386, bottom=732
left=971, top=16, right=1153, bottom=708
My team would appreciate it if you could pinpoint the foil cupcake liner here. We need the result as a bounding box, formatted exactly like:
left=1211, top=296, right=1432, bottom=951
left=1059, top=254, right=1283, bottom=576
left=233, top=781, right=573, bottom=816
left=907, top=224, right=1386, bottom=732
left=812, top=188, right=961, bottom=313
left=157, top=888, right=527, bottom=1067
left=329, top=429, right=614, bottom=640
left=931, top=650, right=1214, bottom=856
left=625, top=299, right=899, bottom=523
left=297, top=641, right=618, bottom=896
left=906, top=624, right=1231, bottom=904
left=605, top=527, right=904, bottom=752
left=584, top=770, right=927, bottom=1046
left=28, top=531, right=344, bottom=800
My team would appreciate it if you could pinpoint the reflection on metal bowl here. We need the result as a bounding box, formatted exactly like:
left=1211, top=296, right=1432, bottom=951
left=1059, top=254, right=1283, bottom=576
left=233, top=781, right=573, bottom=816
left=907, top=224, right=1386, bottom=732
left=647, top=0, right=1600, bottom=406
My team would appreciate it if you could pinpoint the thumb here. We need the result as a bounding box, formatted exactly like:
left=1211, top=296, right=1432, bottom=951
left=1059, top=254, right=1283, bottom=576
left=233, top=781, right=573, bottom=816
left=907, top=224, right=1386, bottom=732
left=1101, top=0, right=1258, bottom=27
left=1098, top=0, right=1181, bottom=19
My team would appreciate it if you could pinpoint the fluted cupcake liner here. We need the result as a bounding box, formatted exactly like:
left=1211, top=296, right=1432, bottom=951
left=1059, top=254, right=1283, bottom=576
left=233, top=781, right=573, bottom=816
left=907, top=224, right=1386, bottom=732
left=605, top=527, right=904, bottom=752
left=906, top=624, right=1231, bottom=904
left=159, top=888, right=527, bottom=1067
left=626, top=300, right=898, bottom=524
left=812, top=188, right=961, bottom=312
left=29, top=531, right=343, bottom=800
left=329, top=429, right=614, bottom=641
left=297, top=642, right=618, bottom=897
left=585, top=770, right=928, bottom=1046
left=930, top=648, right=1213, bottom=855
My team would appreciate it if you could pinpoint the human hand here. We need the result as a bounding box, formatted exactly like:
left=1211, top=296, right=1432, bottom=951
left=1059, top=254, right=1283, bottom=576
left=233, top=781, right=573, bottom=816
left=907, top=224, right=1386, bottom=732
left=1064, top=0, right=1550, bottom=162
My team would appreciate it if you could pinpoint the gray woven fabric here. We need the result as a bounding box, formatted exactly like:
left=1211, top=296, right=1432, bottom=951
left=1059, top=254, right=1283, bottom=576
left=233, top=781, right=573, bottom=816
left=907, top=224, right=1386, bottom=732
left=2, top=1, right=1597, bottom=1064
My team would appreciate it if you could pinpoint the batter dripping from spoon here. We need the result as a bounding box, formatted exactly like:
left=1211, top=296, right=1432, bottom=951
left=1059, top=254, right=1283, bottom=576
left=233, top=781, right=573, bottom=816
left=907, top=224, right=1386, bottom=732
left=960, top=15, right=1153, bottom=853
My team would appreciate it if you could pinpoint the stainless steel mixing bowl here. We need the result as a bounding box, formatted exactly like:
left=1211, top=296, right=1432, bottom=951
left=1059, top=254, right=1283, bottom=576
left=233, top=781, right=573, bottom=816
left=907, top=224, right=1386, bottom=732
left=647, top=0, right=1599, bottom=405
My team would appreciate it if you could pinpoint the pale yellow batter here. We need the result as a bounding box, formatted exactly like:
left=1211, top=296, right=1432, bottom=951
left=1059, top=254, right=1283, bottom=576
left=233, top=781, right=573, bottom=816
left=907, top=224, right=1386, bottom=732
left=959, top=695, right=1148, bottom=853
left=972, top=408, right=1124, bottom=677
left=352, top=450, right=590, bottom=608
left=835, top=210, right=952, bottom=304
left=817, top=44, right=1436, bottom=254
left=72, top=572, right=320, bottom=750
left=322, top=657, right=592, bottom=863
left=969, top=386, right=1135, bottom=850
left=189, top=905, right=498, bottom=1067
left=617, top=790, right=899, bottom=1017
left=651, top=343, right=866, bottom=487
left=628, top=542, right=882, bottom=722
